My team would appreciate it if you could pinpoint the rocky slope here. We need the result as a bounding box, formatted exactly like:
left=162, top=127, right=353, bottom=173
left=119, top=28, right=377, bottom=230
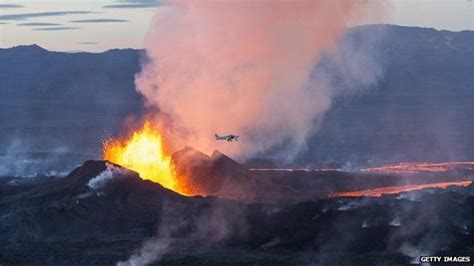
left=1, top=160, right=472, bottom=265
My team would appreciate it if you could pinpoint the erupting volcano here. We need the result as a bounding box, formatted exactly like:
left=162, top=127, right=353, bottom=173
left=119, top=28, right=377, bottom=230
left=102, top=121, right=187, bottom=195
left=2, top=0, right=474, bottom=264
left=102, top=120, right=474, bottom=201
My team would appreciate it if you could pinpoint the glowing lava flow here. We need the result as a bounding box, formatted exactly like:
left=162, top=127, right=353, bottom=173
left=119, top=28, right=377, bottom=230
left=361, top=161, right=474, bottom=174
left=103, top=121, right=185, bottom=194
left=331, top=181, right=472, bottom=198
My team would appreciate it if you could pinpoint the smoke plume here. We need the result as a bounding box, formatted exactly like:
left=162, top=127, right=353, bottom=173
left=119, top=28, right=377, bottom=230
left=117, top=199, right=248, bottom=265
left=136, top=0, right=384, bottom=160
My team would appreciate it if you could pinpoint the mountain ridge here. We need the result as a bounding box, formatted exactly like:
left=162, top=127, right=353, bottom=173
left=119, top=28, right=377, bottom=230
left=1, top=24, right=473, bottom=172
left=2, top=24, right=473, bottom=53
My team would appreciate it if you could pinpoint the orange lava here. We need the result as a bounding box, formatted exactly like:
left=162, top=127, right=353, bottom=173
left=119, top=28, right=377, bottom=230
left=330, top=181, right=472, bottom=198
left=361, top=161, right=474, bottom=174
left=103, top=121, right=189, bottom=195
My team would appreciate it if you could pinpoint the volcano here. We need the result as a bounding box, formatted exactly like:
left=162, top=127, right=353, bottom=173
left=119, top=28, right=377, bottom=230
left=1, top=151, right=473, bottom=265
left=169, top=147, right=474, bottom=202
left=171, top=146, right=295, bottom=201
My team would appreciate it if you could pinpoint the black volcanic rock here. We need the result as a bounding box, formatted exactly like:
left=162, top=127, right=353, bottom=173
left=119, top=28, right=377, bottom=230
left=171, top=146, right=221, bottom=193
left=210, top=149, right=250, bottom=177
left=67, top=160, right=185, bottom=201
left=66, top=160, right=110, bottom=185
left=0, top=160, right=187, bottom=248
left=171, top=147, right=294, bottom=200
left=171, top=147, right=474, bottom=202
left=171, top=146, right=248, bottom=195
left=1, top=162, right=472, bottom=265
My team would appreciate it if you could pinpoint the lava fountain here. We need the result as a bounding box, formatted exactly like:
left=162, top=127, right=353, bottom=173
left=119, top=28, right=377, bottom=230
left=103, top=121, right=187, bottom=195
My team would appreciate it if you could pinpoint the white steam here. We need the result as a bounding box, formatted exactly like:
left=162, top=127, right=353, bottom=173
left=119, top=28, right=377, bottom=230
left=136, top=0, right=385, bottom=161
left=87, top=163, right=128, bottom=190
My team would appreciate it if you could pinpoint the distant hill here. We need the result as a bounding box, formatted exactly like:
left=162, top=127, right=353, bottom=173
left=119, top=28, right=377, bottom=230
left=302, top=25, right=474, bottom=166
left=0, top=45, right=143, bottom=157
left=1, top=24, right=473, bottom=170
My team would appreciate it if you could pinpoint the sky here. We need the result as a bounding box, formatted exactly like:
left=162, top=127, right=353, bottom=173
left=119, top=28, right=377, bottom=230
left=0, top=0, right=473, bottom=52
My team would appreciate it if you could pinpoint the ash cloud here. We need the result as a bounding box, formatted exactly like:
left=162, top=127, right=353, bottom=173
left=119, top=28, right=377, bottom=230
left=136, top=0, right=386, bottom=162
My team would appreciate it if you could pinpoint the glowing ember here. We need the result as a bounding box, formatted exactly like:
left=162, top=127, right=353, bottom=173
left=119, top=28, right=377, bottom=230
left=331, top=181, right=472, bottom=198
left=103, top=121, right=184, bottom=194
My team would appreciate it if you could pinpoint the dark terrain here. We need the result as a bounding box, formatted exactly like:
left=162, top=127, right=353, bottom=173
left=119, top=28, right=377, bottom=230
left=1, top=24, right=474, bottom=265
left=1, top=160, right=472, bottom=265
left=172, top=146, right=474, bottom=202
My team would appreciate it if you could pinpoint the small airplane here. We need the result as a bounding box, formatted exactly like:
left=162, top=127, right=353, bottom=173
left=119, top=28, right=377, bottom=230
left=215, top=134, right=239, bottom=142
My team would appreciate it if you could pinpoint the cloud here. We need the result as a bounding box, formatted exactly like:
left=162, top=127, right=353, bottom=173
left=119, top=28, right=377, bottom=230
left=69, top=19, right=128, bottom=23
left=17, top=22, right=61, bottom=27
left=33, top=27, right=81, bottom=31
left=77, top=42, right=97, bottom=45
left=102, top=3, right=160, bottom=9
left=115, top=0, right=158, bottom=2
left=0, top=11, right=93, bottom=21
left=0, top=4, right=23, bottom=8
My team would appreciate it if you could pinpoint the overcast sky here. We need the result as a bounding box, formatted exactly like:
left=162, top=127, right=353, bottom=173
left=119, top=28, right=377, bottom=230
left=0, top=0, right=473, bottom=52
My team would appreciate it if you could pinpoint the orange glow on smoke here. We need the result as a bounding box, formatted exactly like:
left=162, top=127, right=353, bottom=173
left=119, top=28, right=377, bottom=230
left=103, top=121, right=188, bottom=195
left=331, top=181, right=472, bottom=198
